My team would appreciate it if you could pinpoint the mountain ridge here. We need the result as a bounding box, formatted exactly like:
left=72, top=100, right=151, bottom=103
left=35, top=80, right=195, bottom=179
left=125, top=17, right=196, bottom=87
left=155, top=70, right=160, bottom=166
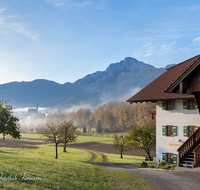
left=0, top=57, right=175, bottom=109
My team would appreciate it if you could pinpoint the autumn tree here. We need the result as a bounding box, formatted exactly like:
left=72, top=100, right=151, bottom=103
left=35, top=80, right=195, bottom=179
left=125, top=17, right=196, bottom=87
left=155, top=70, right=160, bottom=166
left=41, top=120, right=63, bottom=159
left=59, top=120, right=77, bottom=152
left=126, top=123, right=156, bottom=160
left=83, top=125, right=86, bottom=133
left=0, top=100, right=21, bottom=141
left=96, top=120, right=102, bottom=133
left=113, top=134, right=128, bottom=159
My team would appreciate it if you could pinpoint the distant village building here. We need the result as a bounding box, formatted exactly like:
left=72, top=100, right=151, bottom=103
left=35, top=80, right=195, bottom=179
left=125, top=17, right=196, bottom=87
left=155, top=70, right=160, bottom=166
left=127, top=55, right=200, bottom=168
left=28, top=102, right=38, bottom=115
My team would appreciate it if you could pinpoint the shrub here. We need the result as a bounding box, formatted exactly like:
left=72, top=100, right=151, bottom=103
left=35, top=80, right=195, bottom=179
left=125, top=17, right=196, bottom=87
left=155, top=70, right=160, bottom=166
left=103, top=128, right=110, bottom=133
left=140, top=162, right=148, bottom=168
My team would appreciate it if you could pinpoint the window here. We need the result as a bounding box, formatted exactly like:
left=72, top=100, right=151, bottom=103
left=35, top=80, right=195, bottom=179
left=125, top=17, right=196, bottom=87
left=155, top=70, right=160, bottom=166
left=162, top=125, right=177, bottom=136
left=162, top=100, right=174, bottom=110
left=162, top=153, right=177, bottom=164
left=183, top=126, right=199, bottom=137
left=166, top=125, right=173, bottom=136
left=183, top=99, right=197, bottom=110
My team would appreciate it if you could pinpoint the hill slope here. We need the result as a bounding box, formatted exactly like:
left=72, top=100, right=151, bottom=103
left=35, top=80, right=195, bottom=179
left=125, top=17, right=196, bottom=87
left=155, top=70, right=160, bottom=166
left=0, top=57, right=174, bottom=108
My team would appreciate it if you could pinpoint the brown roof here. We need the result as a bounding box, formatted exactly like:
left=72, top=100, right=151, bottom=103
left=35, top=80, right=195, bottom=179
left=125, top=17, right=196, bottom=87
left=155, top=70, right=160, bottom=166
left=127, top=55, right=200, bottom=103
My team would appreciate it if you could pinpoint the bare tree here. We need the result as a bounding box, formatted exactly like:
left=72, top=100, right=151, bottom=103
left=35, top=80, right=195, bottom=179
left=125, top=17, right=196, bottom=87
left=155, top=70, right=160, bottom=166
left=41, top=120, right=63, bottom=159
left=59, top=120, right=77, bottom=152
left=113, top=134, right=127, bottom=159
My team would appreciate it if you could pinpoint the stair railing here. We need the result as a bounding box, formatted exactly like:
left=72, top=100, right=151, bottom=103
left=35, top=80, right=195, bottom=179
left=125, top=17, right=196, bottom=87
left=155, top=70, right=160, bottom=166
left=193, top=144, right=200, bottom=167
left=177, top=127, right=200, bottom=167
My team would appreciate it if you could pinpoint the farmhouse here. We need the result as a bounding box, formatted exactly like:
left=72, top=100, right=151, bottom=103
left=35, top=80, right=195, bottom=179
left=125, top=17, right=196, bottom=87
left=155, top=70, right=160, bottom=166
left=127, top=55, right=200, bottom=168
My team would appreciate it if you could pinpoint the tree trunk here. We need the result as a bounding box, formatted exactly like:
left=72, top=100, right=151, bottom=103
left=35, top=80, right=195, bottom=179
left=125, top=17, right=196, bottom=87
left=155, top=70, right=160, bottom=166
left=146, top=151, right=151, bottom=161
left=55, top=143, right=58, bottom=159
left=121, top=150, right=123, bottom=159
left=63, top=143, right=67, bottom=152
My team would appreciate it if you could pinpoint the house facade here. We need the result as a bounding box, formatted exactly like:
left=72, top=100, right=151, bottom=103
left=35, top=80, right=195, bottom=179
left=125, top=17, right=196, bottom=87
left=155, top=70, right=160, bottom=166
left=127, top=55, right=200, bottom=167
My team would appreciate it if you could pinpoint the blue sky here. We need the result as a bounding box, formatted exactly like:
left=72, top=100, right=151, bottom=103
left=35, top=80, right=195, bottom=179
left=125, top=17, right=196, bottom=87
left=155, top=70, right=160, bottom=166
left=1, top=0, right=200, bottom=84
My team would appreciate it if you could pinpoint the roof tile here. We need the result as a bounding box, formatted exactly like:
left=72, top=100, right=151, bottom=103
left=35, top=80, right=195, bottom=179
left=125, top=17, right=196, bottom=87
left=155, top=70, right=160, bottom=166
left=127, top=55, right=200, bottom=103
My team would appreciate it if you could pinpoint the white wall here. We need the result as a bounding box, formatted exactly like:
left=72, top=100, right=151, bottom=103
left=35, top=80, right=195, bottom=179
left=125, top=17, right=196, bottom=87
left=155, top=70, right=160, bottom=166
left=156, top=100, right=200, bottom=163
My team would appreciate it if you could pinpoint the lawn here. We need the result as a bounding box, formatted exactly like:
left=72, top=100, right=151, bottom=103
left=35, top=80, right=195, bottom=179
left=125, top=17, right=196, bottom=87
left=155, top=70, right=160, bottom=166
left=103, top=153, right=156, bottom=164
left=21, top=133, right=118, bottom=144
left=0, top=144, right=159, bottom=189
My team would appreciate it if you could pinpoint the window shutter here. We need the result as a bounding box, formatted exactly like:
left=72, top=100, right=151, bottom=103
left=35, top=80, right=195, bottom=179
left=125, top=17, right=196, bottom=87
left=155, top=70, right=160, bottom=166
left=171, top=100, right=174, bottom=110
left=183, top=100, right=187, bottom=109
left=162, top=126, right=166, bottom=136
left=162, top=101, right=166, bottom=110
left=195, top=101, right=198, bottom=109
left=162, top=153, right=166, bottom=161
left=183, top=126, right=188, bottom=137
left=173, top=126, right=177, bottom=136
left=173, top=154, right=177, bottom=164
left=195, top=126, right=199, bottom=131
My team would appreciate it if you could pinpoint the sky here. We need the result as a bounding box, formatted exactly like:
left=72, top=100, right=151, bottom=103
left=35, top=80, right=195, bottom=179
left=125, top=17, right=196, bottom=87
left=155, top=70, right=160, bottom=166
left=1, top=0, right=200, bottom=84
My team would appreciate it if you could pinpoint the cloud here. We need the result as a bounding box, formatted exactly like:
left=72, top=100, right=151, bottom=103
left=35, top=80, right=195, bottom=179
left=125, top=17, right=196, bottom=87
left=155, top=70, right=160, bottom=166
left=45, top=0, right=91, bottom=7
left=0, top=10, right=38, bottom=40
left=159, top=42, right=176, bottom=55
left=193, top=36, right=200, bottom=42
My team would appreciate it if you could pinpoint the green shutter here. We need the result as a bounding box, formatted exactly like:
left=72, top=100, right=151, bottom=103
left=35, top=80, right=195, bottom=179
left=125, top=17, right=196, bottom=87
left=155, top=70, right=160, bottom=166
left=195, top=101, right=198, bottom=109
left=183, top=100, right=187, bottom=109
left=195, top=126, right=199, bottom=131
left=171, top=100, right=174, bottom=110
left=162, top=101, right=166, bottom=110
left=162, top=153, right=166, bottom=161
left=173, top=126, right=177, bottom=136
left=173, top=154, right=177, bottom=164
left=183, top=126, right=188, bottom=137
left=162, top=126, right=166, bottom=136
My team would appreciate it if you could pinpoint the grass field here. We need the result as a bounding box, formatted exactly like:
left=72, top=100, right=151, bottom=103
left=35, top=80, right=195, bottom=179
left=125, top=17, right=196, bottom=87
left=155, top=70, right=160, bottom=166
left=21, top=133, right=125, bottom=144
left=104, top=153, right=156, bottom=164
left=0, top=144, right=159, bottom=189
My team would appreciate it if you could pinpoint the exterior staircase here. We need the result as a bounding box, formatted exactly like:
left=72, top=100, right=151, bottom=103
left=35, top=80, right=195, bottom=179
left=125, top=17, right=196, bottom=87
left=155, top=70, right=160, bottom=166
left=179, top=152, right=194, bottom=168
left=178, top=127, right=200, bottom=168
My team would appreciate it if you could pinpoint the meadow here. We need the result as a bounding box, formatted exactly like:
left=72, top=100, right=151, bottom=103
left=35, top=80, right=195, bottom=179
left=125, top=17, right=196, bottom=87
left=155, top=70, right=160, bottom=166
left=0, top=133, right=157, bottom=189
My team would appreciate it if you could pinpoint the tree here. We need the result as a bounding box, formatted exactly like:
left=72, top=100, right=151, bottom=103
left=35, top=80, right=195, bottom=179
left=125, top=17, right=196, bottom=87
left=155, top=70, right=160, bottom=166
left=41, top=120, right=63, bottom=159
left=96, top=120, right=102, bottom=133
left=0, top=100, right=20, bottom=141
left=83, top=125, right=86, bottom=133
left=59, top=120, right=77, bottom=152
left=126, top=123, right=156, bottom=160
left=113, top=134, right=127, bottom=159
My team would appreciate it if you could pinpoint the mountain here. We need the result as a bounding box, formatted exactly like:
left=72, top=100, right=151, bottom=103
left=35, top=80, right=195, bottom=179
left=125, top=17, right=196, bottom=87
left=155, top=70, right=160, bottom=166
left=0, top=58, right=174, bottom=109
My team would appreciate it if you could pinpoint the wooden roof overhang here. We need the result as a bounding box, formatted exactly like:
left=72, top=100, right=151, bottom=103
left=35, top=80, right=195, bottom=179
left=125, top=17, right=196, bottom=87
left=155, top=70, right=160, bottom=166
left=127, top=55, right=200, bottom=104
left=164, top=56, right=200, bottom=94
left=127, top=96, right=194, bottom=104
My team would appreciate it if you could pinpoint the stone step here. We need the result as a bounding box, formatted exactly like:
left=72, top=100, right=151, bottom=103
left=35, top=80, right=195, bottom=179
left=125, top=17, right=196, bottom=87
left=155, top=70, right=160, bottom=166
left=180, top=163, right=193, bottom=167
left=182, top=160, right=194, bottom=163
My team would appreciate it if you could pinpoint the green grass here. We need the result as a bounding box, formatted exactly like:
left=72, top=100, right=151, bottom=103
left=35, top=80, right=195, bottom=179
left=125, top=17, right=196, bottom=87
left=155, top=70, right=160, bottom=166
left=104, top=153, right=156, bottom=164
left=0, top=144, right=158, bottom=189
left=88, top=150, right=104, bottom=162
left=21, top=133, right=116, bottom=144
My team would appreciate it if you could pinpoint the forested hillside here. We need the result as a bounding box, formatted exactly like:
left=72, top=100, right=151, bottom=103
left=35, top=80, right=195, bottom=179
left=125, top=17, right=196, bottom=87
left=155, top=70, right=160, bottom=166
left=46, top=101, right=156, bottom=131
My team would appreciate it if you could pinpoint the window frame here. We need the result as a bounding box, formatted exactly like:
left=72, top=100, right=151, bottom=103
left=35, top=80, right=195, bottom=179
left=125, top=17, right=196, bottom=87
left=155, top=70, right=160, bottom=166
left=165, top=100, right=174, bottom=110
left=183, top=126, right=199, bottom=137
left=162, top=125, right=177, bottom=136
left=183, top=99, right=197, bottom=110
left=166, top=125, right=173, bottom=136
left=187, top=99, right=196, bottom=110
left=188, top=126, right=196, bottom=137
left=166, top=153, right=173, bottom=164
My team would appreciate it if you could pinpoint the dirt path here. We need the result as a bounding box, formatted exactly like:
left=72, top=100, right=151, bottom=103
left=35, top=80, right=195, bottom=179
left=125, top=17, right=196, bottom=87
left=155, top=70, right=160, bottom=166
left=88, top=151, right=97, bottom=162
left=88, top=151, right=107, bottom=162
